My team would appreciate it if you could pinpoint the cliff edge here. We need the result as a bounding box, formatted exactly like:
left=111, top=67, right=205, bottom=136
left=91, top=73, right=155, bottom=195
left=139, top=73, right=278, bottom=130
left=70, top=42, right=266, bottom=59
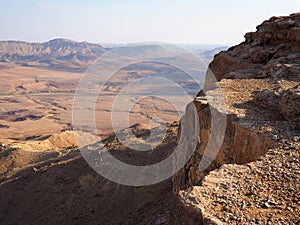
left=172, top=13, right=300, bottom=224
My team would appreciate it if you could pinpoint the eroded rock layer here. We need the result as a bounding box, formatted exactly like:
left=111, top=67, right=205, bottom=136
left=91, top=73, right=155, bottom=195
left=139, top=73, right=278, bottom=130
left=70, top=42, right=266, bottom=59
left=172, top=13, right=300, bottom=224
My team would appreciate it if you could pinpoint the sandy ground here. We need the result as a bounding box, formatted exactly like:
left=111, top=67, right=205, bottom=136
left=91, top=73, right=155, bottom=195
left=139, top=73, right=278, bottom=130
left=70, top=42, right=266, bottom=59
left=0, top=65, right=186, bottom=146
left=0, top=64, right=185, bottom=225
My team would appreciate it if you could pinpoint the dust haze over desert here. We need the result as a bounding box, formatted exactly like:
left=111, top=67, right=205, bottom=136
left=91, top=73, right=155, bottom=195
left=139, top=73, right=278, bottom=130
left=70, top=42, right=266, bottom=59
left=0, top=1, right=300, bottom=225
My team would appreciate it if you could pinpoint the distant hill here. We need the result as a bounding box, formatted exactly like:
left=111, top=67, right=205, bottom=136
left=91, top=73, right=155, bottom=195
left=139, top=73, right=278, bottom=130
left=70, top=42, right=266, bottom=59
left=0, top=39, right=226, bottom=71
left=0, top=38, right=106, bottom=70
left=200, top=46, right=229, bottom=61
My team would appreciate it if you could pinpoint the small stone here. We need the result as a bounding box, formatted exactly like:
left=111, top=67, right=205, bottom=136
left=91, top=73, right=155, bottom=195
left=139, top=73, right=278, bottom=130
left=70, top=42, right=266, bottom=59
left=155, top=217, right=167, bottom=225
left=263, top=202, right=270, bottom=208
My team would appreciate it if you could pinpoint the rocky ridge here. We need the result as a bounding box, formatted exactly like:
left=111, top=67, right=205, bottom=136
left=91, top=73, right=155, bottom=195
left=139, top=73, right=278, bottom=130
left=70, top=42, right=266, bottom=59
left=172, top=13, right=300, bottom=224
left=0, top=39, right=106, bottom=70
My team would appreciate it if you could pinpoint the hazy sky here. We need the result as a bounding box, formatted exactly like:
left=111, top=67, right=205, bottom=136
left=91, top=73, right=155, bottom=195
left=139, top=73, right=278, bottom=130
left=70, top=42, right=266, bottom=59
left=0, top=0, right=299, bottom=45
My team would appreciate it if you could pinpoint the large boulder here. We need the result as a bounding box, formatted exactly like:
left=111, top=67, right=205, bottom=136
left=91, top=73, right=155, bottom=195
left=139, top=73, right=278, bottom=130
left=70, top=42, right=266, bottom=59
left=279, top=85, right=300, bottom=128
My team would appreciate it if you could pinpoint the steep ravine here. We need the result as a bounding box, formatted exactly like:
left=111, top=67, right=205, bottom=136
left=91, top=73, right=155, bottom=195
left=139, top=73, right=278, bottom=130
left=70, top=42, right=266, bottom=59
left=171, top=13, right=300, bottom=224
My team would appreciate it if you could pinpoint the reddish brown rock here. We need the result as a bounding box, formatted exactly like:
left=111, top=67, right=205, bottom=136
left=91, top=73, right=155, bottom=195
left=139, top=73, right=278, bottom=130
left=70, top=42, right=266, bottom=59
left=209, top=13, right=300, bottom=81
left=172, top=12, right=300, bottom=224
left=279, top=85, right=300, bottom=128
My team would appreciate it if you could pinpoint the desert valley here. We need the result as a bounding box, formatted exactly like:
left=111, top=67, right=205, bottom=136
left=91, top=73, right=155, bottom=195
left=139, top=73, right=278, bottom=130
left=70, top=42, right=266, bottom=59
left=0, top=8, right=299, bottom=225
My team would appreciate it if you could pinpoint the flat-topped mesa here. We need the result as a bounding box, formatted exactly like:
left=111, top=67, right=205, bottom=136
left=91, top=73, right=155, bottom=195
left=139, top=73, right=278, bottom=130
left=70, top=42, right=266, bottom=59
left=0, top=39, right=106, bottom=69
left=172, top=13, right=300, bottom=224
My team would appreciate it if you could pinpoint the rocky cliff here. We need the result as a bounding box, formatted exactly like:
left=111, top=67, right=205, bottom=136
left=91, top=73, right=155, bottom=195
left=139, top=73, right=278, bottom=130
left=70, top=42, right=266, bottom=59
left=172, top=13, right=300, bottom=224
left=0, top=39, right=105, bottom=70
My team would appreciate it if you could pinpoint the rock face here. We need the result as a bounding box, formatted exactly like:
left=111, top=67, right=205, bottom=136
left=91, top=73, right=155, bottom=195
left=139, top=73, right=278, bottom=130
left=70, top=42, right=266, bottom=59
left=207, top=12, right=300, bottom=130
left=172, top=13, right=300, bottom=224
left=0, top=39, right=106, bottom=70
left=210, top=12, right=300, bottom=81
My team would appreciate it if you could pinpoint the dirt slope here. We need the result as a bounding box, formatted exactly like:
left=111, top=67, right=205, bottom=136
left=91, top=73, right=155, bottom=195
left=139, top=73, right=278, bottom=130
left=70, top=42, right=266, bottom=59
left=0, top=124, right=178, bottom=225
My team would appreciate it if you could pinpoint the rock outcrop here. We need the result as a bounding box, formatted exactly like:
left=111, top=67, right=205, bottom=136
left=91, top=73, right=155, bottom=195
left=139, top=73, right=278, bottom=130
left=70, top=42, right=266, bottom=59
left=210, top=12, right=300, bottom=81
left=172, top=13, right=300, bottom=224
left=279, top=84, right=300, bottom=127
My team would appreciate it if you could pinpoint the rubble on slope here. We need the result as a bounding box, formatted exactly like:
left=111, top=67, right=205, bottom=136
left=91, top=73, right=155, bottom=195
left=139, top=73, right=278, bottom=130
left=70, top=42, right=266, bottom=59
left=172, top=12, right=300, bottom=225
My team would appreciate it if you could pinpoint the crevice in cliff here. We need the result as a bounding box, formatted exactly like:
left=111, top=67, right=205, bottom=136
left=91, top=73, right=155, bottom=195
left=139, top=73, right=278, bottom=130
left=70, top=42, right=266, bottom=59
left=173, top=95, right=276, bottom=194
left=171, top=11, right=300, bottom=224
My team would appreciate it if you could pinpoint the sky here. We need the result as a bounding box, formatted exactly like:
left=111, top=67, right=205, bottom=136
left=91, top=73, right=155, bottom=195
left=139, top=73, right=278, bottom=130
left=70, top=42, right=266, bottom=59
left=0, top=0, right=299, bottom=45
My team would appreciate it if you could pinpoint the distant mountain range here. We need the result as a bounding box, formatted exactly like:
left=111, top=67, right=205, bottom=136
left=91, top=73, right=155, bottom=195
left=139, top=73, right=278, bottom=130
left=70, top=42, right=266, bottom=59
left=0, top=39, right=227, bottom=71
left=0, top=38, right=106, bottom=70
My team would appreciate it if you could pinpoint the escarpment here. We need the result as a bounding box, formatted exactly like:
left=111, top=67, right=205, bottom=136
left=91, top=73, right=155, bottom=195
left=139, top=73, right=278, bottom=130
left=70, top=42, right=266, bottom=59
left=172, top=13, right=300, bottom=224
